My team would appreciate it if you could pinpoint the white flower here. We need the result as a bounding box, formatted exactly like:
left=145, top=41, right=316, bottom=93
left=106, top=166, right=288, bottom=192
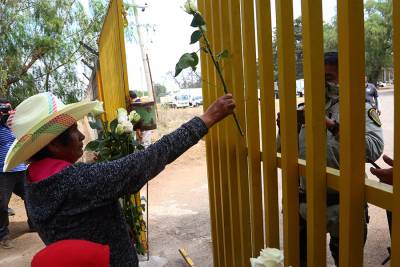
left=117, top=108, right=128, bottom=123
left=128, top=110, right=141, bottom=123
left=183, top=0, right=198, bottom=14
left=121, top=120, right=133, bottom=133
left=115, top=124, right=125, bottom=135
left=250, top=248, right=284, bottom=267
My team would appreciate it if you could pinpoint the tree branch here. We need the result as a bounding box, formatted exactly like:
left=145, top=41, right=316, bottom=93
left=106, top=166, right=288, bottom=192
left=6, top=47, right=46, bottom=86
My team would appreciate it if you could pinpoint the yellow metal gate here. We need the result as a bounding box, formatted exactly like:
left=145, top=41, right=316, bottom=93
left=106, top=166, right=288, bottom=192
left=199, top=0, right=400, bottom=266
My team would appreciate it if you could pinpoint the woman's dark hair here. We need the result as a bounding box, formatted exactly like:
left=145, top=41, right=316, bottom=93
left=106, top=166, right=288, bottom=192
left=29, top=127, right=72, bottom=162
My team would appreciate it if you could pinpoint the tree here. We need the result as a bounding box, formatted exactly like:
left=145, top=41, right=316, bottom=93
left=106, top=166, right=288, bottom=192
left=321, top=0, right=393, bottom=83
left=323, top=19, right=338, bottom=51
left=154, top=83, right=167, bottom=101
left=271, top=16, right=304, bottom=82
left=294, top=17, right=304, bottom=79
left=0, top=0, right=108, bottom=105
left=364, top=0, right=392, bottom=83
left=168, top=69, right=202, bottom=89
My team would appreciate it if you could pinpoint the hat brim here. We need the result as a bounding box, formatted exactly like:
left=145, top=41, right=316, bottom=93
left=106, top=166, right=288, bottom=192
left=3, top=100, right=103, bottom=172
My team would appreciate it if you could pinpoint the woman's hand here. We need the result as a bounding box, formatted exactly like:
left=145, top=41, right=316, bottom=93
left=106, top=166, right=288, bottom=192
left=200, top=94, right=236, bottom=128
left=370, top=155, right=394, bottom=185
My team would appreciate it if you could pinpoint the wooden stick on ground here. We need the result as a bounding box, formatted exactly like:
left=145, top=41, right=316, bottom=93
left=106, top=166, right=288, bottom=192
left=178, top=248, right=196, bottom=267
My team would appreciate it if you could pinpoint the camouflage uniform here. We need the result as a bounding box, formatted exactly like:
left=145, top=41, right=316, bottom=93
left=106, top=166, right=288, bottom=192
left=297, top=84, right=384, bottom=266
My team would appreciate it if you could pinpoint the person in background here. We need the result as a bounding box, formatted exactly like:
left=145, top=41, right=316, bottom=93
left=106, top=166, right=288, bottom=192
left=0, top=99, right=29, bottom=249
left=4, top=92, right=235, bottom=266
left=129, top=91, right=141, bottom=103
left=365, top=75, right=381, bottom=115
left=277, top=52, right=384, bottom=266
left=371, top=155, right=393, bottom=185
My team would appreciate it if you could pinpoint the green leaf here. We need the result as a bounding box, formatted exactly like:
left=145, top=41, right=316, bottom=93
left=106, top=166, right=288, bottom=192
left=174, top=53, right=196, bottom=77
left=110, top=119, right=118, bottom=133
left=217, top=49, right=230, bottom=61
left=191, top=52, right=199, bottom=66
left=85, top=140, right=100, bottom=151
left=175, top=64, right=183, bottom=77
left=179, top=53, right=196, bottom=68
left=190, top=30, right=202, bottom=44
left=190, top=13, right=206, bottom=27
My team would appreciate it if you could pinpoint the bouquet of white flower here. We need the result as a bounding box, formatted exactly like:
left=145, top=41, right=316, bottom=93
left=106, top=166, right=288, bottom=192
left=250, top=248, right=284, bottom=267
left=85, top=107, right=147, bottom=255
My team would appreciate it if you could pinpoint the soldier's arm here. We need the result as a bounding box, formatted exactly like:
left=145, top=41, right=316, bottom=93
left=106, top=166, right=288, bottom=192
left=364, top=103, right=384, bottom=162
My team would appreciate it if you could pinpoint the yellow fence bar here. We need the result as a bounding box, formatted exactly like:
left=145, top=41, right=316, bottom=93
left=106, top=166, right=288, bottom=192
left=275, top=0, right=300, bottom=265
left=218, top=0, right=243, bottom=266
left=337, top=1, right=365, bottom=266
left=198, top=1, right=220, bottom=266
left=391, top=0, right=400, bottom=266
left=301, top=0, right=327, bottom=266
left=255, top=0, right=280, bottom=249
left=276, top=156, right=393, bottom=211
left=240, top=0, right=264, bottom=256
left=200, top=1, right=400, bottom=267
left=210, top=1, right=233, bottom=265
left=227, top=0, right=252, bottom=265
left=202, top=1, right=225, bottom=266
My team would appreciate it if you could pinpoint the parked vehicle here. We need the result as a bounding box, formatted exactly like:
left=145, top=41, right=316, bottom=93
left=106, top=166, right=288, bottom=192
left=377, top=81, right=387, bottom=87
left=273, top=80, right=304, bottom=98
left=190, top=96, right=203, bottom=107
left=173, top=94, right=190, bottom=108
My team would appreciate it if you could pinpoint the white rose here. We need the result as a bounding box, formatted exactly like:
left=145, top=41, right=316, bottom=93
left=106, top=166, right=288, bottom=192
left=115, top=124, right=125, bottom=135
left=117, top=108, right=128, bottom=123
left=250, top=248, right=284, bottom=267
left=121, top=120, right=133, bottom=133
left=183, top=0, right=197, bottom=14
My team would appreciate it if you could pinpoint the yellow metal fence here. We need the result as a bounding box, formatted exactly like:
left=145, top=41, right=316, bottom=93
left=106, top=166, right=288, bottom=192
left=199, top=0, right=399, bottom=266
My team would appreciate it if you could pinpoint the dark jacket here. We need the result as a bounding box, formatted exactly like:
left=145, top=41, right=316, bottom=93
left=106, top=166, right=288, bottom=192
left=25, top=117, right=208, bottom=267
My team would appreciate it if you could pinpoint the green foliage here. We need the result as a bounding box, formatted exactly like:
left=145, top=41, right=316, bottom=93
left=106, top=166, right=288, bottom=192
left=216, top=49, right=229, bottom=61
left=323, top=21, right=338, bottom=51
left=86, top=109, right=147, bottom=255
left=154, top=83, right=167, bottom=101
left=321, top=1, right=392, bottom=83
left=0, top=0, right=108, bottom=105
left=175, top=9, right=244, bottom=136
left=190, top=30, right=203, bottom=44
left=175, top=52, right=199, bottom=76
left=190, top=13, right=206, bottom=28
left=364, top=0, right=393, bottom=83
left=269, top=1, right=392, bottom=84
left=121, top=196, right=147, bottom=255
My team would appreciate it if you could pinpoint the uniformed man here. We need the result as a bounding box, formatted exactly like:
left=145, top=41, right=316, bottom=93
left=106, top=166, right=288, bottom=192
left=277, top=52, right=384, bottom=266
left=365, top=76, right=381, bottom=115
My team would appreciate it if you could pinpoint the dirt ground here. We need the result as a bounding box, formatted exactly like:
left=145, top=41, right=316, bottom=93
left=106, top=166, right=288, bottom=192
left=0, top=92, right=396, bottom=266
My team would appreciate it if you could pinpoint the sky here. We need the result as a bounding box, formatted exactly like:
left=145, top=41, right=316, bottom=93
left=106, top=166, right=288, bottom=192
left=80, top=0, right=337, bottom=92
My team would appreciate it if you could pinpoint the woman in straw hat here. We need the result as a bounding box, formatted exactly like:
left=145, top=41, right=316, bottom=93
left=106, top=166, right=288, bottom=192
left=4, top=92, right=235, bottom=267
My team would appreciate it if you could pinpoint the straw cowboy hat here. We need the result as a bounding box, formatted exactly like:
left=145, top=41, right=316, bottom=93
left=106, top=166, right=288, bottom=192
left=3, top=92, right=103, bottom=172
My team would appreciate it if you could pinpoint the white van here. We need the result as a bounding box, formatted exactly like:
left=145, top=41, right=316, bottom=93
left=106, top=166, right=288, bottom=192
left=173, top=94, right=190, bottom=108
